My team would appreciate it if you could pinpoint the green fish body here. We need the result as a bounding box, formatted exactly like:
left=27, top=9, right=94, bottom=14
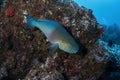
left=24, top=14, right=79, bottom=54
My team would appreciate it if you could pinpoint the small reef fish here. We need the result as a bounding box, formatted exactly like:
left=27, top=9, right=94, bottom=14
left=23, top=14, right=79, bottom=54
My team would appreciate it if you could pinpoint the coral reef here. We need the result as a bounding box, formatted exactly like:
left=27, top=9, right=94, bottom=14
left=0, top=0, right=109, bottom=80
left=98, top=40, right=120, bottom=80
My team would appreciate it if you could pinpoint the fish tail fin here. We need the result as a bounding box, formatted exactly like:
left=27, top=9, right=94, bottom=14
left=23, top=14, right=38, bottom=29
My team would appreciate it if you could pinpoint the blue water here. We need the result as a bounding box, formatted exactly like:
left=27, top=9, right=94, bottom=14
left=74, top=0, right=120, bottom=26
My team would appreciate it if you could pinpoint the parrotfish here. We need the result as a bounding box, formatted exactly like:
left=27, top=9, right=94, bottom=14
left=23, top=14, right=79, bottom=54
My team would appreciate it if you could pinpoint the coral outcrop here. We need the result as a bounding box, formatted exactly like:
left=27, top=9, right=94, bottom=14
left=0, top=0, right=109, bottom=80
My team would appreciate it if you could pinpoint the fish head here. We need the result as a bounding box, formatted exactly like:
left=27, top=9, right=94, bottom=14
left=59, top=40, right=79, bottom=54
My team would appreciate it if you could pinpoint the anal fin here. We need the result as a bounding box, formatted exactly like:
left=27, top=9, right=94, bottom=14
left=49, top=43, right=59, bottom=56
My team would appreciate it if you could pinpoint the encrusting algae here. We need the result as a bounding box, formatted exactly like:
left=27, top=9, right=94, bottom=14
left=0, top=0, right=109, bottom=80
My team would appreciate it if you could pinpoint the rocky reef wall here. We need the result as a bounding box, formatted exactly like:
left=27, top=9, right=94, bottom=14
left=0, top=0, right=109, bottom=80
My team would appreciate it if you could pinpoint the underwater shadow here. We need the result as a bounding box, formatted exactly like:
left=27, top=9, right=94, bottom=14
left=76, top=44, right=88, bottom=58
left=0, top=0, right=3, bottom=9
left=97, top=58, right=120, bottom=80
left=1, top=76, right=13, bottom=80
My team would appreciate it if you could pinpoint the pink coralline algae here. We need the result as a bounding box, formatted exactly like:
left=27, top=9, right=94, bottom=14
left=5, top=6, right=14, bottom=17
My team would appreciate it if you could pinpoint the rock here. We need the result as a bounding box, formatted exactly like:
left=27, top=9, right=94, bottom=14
left=24, top=58, right=64, bottom=80
left=0, top=0, right=109, bottom=80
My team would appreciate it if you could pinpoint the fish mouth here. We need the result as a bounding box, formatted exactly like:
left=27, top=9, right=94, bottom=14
left=59, top=42, right=79, bottom=54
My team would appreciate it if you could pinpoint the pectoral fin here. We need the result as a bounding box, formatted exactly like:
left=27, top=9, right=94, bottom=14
left=50, top=43, right=59, bottom=56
